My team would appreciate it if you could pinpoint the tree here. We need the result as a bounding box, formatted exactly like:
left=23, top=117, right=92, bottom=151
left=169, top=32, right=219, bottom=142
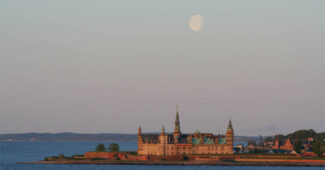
left=315, top=132, right=325, bottom=142
left=288, top=129, right=317, bottom=141
left=274, top=134, right=286, bottom=141
left=108, top=143, right=119, bottom=152
left=264, top=136, right=273, bottom=143
left=293, top=140, right=304, bottom=154
left=247, top=140, right=256, bottom=146
left=312, top=140, right=325, bottom=156
left=95, top=143, right=107, bottom=152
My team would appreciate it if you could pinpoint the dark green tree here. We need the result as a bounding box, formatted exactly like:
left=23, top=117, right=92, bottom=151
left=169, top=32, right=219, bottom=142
left=264, top=136, right=273, bottom=143
left=288, top=129, right=317, bottom=140
left=274, top=134, right=286, bottom=141
left=95, top=143, right=107, bottom=152
left=108, top=143, right=119, bottom=152
left=293, top=140, right=304, bottom=154
left=315, top=132, right=325, bottom=141
left=312, top=140, right=325, bottom=156
left=247, top=140, right=256, bottom=146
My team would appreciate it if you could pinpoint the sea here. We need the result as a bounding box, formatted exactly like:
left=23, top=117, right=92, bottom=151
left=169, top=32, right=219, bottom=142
left=0, top=141, right=322, bottom=170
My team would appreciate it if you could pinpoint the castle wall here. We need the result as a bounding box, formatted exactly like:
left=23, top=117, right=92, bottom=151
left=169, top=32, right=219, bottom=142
left=138, top=142, right=233, bottom=155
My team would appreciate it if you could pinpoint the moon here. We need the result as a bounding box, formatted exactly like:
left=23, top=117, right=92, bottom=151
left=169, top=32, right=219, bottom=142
left=189, top=15, right=204, bottom=31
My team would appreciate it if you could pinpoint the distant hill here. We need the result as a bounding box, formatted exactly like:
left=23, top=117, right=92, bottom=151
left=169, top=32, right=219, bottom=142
left=0, top=132, right=259, bottom=142
left=0, top=133, right=137, bottom=142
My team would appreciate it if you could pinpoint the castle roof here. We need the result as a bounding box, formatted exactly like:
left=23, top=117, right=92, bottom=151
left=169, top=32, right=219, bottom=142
left=141, top=133, right=226, bottom=145
left=142, top=134, right=159, bottom=143
left=274, top=137, right=292, bottom=145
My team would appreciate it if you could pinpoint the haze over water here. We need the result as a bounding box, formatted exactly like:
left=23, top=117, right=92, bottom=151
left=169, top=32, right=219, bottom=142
left=1, top=0, right=324, bottom=136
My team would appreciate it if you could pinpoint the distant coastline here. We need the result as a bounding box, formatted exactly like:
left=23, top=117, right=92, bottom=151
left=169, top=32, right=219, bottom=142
left=0, top=133, right=137, bottom=142
left=0, top=132, right=257, bottom=142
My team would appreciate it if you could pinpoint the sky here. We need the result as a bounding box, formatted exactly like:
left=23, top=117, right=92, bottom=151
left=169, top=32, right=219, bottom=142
left=0, top=0, right=324, bottom=136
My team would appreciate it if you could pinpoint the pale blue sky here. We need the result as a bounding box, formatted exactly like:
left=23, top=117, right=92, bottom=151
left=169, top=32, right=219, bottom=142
left=1, top=0, right=324, bottom=136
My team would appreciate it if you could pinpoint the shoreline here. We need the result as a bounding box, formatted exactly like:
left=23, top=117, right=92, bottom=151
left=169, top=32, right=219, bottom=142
left=18, top=160, right=325, bottom=167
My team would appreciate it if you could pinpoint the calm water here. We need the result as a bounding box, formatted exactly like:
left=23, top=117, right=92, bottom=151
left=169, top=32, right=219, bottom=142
left=0, top=141, right=322, bottom=170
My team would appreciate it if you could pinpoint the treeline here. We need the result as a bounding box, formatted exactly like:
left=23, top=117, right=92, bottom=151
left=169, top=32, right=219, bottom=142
left=275, top=129, right=325, bottom=142
left=277, top=129, right=325, bottom=155
left=262, top=129, right=325, bottom=155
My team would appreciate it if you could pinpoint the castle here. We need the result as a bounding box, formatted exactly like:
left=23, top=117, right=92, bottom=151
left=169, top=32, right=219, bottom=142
left=137, top=107, right=234, bottom=155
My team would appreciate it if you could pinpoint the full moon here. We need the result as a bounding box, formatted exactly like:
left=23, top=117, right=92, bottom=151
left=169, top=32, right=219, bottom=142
left=189, top=15, right=204, bottom=31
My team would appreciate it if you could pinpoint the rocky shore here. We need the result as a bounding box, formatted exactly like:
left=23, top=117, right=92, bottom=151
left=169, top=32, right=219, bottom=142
left=18, top=151, right=325, bottom=167
left=19, top=159, right=325, bottom=167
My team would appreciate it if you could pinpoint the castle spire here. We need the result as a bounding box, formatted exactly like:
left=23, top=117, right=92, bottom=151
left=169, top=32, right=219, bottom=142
left=174, top=105, right=180, bottom=132
left=161, top=125, right=165, bottom=135
left=173, top=105, right=181, bottom=143
left=227, top=119, right=233, bottom=131
left=138, top=126, right=142, bottom=135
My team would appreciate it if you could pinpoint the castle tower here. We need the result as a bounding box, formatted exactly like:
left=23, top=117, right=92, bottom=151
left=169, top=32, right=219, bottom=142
left=173, top=105, right=181, bottom=143
left=226, top=119, right=234, bottom=147
left=137, top=126, right=144, bottom=154
left=138, top=126, right=142, bottom=135
left=159, top=125, right=167, bottom=155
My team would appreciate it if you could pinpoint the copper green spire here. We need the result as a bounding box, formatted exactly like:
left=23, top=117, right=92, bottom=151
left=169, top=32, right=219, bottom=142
left=227, top=119, right=233, bottom=131
left=138, top=126, right=142, bottom=135
left=175, top=105, right=180, bottom=131
left=161, top=125, right=165, bottom=134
